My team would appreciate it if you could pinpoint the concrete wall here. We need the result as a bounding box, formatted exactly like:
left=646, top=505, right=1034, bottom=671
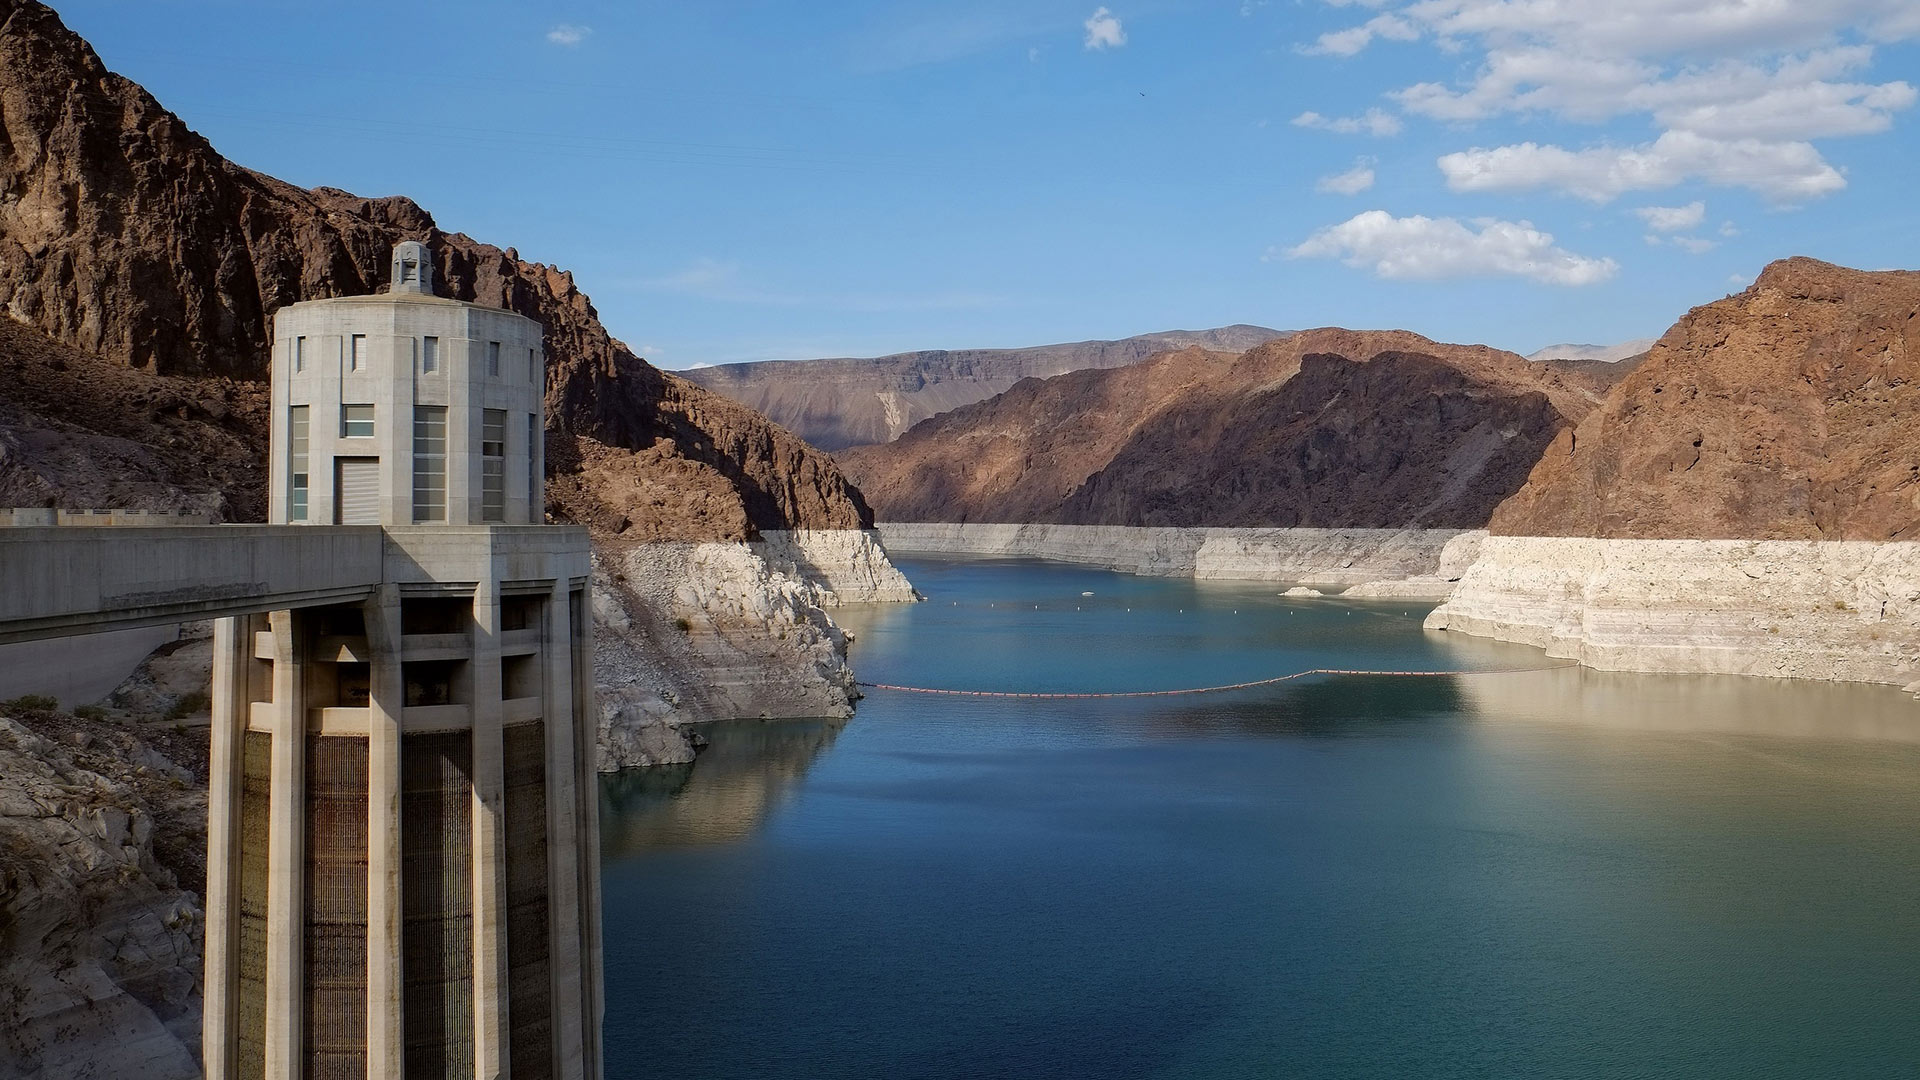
left=0, top=509, right=216, bottom=526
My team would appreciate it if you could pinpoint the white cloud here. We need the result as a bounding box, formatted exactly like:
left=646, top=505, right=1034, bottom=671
left=1292, top=108, right=1403, bottom=136
left=1437, top=131, right=1846, bottom=204
left=1084, top=7, right=1126, bottom=50
left=1302, top=13, right=1418, bottom=56
left=546, top=23, right=592, bottom=47
left=1633, top=201, right=1707, bottom=232
left=1316, top=158, right=1377, bottom=195
left=1286, top=210, right=1618, bottom=285
left=1671, top=235, right=1719, bottom=254
left=1303, top=0, right=1915, bottom=203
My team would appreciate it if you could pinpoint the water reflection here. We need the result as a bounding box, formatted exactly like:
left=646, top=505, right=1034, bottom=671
left=599, top=716, right=846, bottom=854
left=1458, top=665, right=1920, bottom=742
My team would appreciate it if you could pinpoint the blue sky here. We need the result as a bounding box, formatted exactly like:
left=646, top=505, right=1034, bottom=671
left=54, top=1, right=1920, bottom=368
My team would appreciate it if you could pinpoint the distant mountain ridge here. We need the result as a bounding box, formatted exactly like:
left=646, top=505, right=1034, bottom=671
left=836, top=329, right=1614, bottom=528
left=1527, top=340, right=1657, bottom=363
left=678, top=325, right=1289, bottom=450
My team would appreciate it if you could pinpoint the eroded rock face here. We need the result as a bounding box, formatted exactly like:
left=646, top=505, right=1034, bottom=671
left=1490, top=259, right=1920, bottom=541
left=838, top=329, right=1607, bottom=528
left=0, top=0, right=869, bottom=542
left=0, top=709, right=208, bottom=1078
left=590, top=542, right=862, bottom=768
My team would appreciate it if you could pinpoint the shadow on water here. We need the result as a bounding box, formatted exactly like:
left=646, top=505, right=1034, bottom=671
left=599, top=716, right=847, bottom=856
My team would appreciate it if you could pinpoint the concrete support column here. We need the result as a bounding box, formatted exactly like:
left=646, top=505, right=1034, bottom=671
left=362, top=586, right=405, bottom=1080
left=203, top=616, right=250, bottom=1080
left=470, top=582, right=510, bottom=1078
left=542, top=582, right=585, bottom=1080
left=571, top=587, right=604, bottom=1080
left=264, top=609, right=306, bottom=1079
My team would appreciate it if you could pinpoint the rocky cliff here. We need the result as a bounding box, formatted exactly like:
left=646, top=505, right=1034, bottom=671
left=838, top=329, right=1608, bottom=528
left=678, top=325, right=1289, bottom=450
left=0, top=0, right=870, bottom=543
left=1490, top=259, right=1920, bottom=541
left=0, top=703, right=208, bottom=1080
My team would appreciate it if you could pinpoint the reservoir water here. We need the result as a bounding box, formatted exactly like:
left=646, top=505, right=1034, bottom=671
left=600, top=555, right=1920, bottom=1079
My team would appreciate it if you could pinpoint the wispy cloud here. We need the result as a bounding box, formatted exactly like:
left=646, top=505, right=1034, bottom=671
left=546, top=23, right=592, bottom=47
left=1316, top=158, right=1378, bottom=195
left=1084, top=7, right=1126, bottom=50
left=1292, top=108, right=1403, bottom=136
left=1284, top=210, right=1618, bottom=285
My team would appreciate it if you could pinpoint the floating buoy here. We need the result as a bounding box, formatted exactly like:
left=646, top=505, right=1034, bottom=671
left=1082, top=591, right=1094, bottom=597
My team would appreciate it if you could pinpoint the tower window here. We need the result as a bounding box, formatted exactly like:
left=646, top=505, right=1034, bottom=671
left=528, top=348, right=537, bottom=384
left=294, top=336, right=306, bottom=373
left=482, top=409, right=506, bottom=522
left=350, top=334, right=368, bottom=372
left=342, top=404, right=375, bottom=438
left=400, top=258, right=419, bottom=284
left=422, top=336, right=439, bottom=373
left=488, top=341, right=501, bottom=378
left=289, top=405, right=309, bottom=521
left=413, top=406, right=447, bottom=522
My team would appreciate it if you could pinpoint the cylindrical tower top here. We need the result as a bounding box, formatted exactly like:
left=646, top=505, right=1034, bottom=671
left=392, top=241, right=434, bottom=296
left=267, top=245, right=546, bottom=526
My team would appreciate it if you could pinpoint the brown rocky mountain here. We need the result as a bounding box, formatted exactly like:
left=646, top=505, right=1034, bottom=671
left=678, top=325, right=1289, bottom=451
left=0, top=0, right=867, bottom=540
left=0, top=317, right=268, bottom=519
left=836, top=329, right=1609, bottom=528
left=1490, top=258, right=1920, bottom=541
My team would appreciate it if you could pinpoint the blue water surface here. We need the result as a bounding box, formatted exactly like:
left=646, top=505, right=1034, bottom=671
left=599, top=555, right=1920, bottom=1079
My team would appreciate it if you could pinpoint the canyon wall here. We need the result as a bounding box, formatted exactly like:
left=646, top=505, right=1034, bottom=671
left=0, top=709, right=207, bottom=1080
left=1426, top=536, right=1920, bottom=687
left=879, top=522, right=1480, bottom=596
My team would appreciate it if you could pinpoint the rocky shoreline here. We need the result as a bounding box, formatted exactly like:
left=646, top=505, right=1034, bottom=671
left=877, top=522, right=1481, bottom=598
left=593, top=529, right=918, bottom=768
left=881, top=523, right=1920, bottom=694
left=1426, top=536, right=1920, bottom=689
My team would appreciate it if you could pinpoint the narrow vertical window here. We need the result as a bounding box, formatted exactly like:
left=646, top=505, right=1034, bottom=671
left=289, top=405, right=310, bottom=521
left=342, top=404, right=375, bottom=438
left=527, top=413, right=538, bottom=523
left=294, top=336, right=307, bottom=373
left=412, top=406, right=447, bottom=523
left=422, top=336, right=439, bottom=373
left=350, top=334, right=368, bottom=372
left=482, top=409, right=506, bottom=522
left=488, top=341, right=501, bottom=378
left=527, top=348, right=537, bottom=384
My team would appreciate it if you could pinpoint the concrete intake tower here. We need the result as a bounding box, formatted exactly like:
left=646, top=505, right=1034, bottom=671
left=199, top=242, right=603, bottom=1080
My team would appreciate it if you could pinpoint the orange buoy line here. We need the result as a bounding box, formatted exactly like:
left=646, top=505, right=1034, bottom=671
left=856, top=663, right=1575, bottom=700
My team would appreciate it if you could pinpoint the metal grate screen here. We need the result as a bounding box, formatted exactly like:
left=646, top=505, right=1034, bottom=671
left=305, top=735, right=371, bottom=1080
left=236, top=731, right=273, bottom=1080
left=505, top=721, right=553, bottom=1080
left=402, top=732, right=475, bottom=1080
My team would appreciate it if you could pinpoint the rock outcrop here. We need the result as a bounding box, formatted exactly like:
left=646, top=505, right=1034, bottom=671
left=590, top=542, right=865, bottom=768
left=1425, top=536, right=1920, bottom=685
left=0, top=706, right=208, bottom=1079
left=839, top=329, right=1608, bottom=528
left=679, top=326, right=1289, bottom=450
left=1490, top=259, right=1920, bottom=542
